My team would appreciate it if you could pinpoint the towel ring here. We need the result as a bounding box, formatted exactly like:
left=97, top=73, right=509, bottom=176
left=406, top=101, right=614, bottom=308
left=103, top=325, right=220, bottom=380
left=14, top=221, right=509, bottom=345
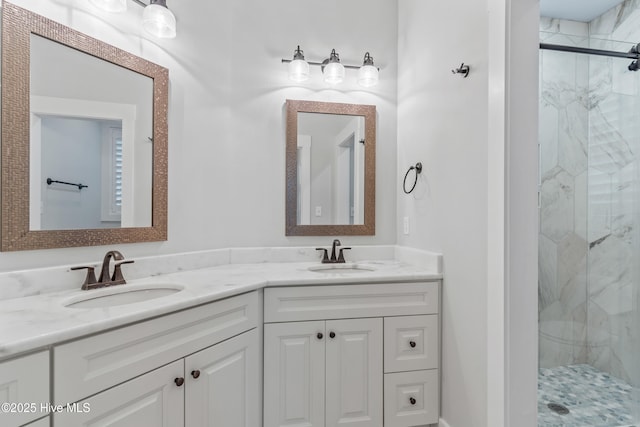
left=403, top=162, right=422, bottom=194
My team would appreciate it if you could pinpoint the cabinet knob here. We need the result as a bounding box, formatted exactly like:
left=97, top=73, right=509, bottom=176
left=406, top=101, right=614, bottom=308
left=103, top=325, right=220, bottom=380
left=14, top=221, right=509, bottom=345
left=409, top=397, right=417, bottom=405
left=175, top=377, right=185, bottom=387
left=409, top=340, right=417, bottom=348
left=317, top=332, right=324, bottom=340
left=191, top=370, right=201, bottom=379
left=329, top=331, right=336, bottom=339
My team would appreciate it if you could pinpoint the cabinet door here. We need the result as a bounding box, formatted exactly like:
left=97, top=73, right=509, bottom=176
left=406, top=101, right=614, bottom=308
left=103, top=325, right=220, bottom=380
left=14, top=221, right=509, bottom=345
left=185, top=328, right=260, bottom=427
left=54, top=360, right=184, bottom=427
left=325, top=318, right=383, bottom=427
left=263, top=321, right=325, bottom=427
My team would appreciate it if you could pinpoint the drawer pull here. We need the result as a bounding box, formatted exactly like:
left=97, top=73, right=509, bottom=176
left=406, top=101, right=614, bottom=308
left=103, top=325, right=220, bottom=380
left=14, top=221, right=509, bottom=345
left=409, top=397, right=417, bottom=405
left=175, top=377, right=185, bottom=387
left=409, top=340, right=417, bottom=348
left=191, top=370, right=201, bottom=379
left=317, top=332, right=324, bottom=340
left=329, top=331, right=336, bottom=339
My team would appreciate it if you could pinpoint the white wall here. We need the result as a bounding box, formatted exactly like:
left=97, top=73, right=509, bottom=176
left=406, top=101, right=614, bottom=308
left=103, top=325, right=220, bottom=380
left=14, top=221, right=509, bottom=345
left=0, top=0, right=398, bottom=270
left=397, top=0, right=490, bottom=425
left=397, top=0, right=539, bottom=426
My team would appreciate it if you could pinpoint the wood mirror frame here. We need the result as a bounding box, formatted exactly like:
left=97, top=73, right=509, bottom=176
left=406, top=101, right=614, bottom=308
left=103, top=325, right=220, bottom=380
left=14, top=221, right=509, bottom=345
left=285, top=99, right=376, bottom=236
left=1, top=3, right=168, bottom=251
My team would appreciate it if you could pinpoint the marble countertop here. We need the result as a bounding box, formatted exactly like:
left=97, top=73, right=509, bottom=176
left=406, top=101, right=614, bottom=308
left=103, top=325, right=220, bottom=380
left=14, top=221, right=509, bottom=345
left=0, top=259, right=441, bottom=360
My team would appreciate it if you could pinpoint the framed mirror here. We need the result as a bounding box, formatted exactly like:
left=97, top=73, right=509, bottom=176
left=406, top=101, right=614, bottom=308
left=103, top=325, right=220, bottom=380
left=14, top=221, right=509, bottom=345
left=1, top=3, right=168, bottom=251
left=286, top=99, right=376, bottom=236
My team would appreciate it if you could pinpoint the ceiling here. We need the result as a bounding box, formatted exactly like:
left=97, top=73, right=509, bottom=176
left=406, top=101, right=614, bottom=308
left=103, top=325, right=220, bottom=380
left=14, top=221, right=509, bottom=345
left=540, top=0, right=625, bottom=22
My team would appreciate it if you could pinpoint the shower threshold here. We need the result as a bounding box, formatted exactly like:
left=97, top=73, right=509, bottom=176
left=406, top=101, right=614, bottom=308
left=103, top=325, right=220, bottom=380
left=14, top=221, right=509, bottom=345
left=538, top=364, right=637, bottom=427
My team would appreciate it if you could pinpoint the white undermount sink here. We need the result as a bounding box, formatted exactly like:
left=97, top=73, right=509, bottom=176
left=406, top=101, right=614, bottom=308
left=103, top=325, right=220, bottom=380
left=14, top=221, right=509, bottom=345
left=308, top=264, right=376, bottom=274
left=64, top=283, right=184, bottom=309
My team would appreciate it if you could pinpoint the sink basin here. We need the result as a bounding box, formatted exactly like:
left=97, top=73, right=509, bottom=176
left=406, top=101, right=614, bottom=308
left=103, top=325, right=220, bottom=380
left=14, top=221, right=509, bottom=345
left=64, top=284, right=184, bottom=309
left=308, top=264, right=376, bottom=274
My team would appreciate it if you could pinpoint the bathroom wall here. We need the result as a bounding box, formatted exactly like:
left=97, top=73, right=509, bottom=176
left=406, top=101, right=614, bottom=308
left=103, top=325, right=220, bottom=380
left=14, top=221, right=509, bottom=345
left=397, top=1, right=490, bottom=425
left=398, top=0, right=539, bottom=425
left=0, top=0, right=398, bottom=271
left=538, top=18, right=590, bottom=369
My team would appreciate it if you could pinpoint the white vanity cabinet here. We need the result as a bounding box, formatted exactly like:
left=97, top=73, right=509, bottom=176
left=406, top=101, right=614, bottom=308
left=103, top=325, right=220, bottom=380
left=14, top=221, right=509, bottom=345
left=0, top=350, right=50, bottom=427
left=52, top=291, right=261, bottom=427
left=264, top=318, right=383, bottom=427
left=263, top=282, right=440, bottom=427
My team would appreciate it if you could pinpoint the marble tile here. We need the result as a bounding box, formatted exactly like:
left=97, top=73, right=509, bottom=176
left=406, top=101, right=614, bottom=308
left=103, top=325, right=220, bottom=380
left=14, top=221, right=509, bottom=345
left=539, top=102, right=559, bottom=177
left=589, top=235, right=632, bottom=297
left=539, top=333, right=577, bottom=369
left=539, top=18, right=589, bottom=37
left=588, top=57, right=613, bottom=109
left=538, top=364, right=637, bottom=427
left=540, top=166, right=575, bottom=242
left=611, top=0, right=640, bottom=43
left=541, top=50, right=579, bottom=109
left=588, top=168, right=612, bottom=243
left=588, top=302, right=613, bottom=368
left=589, top=108, right=634, bottom=174
left=572, top=303, right=588, bottom=364
left=558, top=102, right=588, bottom=177
left=557, top=233, right=587, bottom=313
left=574, top=171, right=588, bottom=241
left=539, top=234, right=558, bottom=313
left=590, top=2, right=624, bottom=38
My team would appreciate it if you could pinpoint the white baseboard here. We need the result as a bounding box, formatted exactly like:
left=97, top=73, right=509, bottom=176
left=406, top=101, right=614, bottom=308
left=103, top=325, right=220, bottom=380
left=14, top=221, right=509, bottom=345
left=439, top=418, right=452, bottom=427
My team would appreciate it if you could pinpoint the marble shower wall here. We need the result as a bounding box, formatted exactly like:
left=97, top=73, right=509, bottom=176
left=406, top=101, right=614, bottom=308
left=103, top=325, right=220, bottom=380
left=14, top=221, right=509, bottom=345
left=539, top=18, right=590, bottom=369
left=588, top=1, right=640, bottom=385
left=539, top=6, right=640, bottom=386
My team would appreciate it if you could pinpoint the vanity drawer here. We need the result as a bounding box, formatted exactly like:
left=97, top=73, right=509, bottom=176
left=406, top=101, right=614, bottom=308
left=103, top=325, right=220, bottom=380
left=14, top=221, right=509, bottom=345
left=384, top=370, right=439, bottom=427
left=264, top=281, right=439, bottom=322
left=384, top=315, right=439, bottom=373
left=0, top=351, right=50, bottom=427
left=54, top=291, right=258, bottom=405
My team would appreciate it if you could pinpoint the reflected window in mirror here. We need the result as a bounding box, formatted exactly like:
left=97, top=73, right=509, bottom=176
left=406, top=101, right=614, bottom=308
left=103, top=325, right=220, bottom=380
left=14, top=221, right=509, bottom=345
left=1, top=3, right=168, bottom=251
left=286, top=100, right=376, bottom=236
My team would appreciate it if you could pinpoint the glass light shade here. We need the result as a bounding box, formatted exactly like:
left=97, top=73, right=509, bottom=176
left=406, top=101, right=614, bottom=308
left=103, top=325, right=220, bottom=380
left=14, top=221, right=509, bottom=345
left=357, top=64, right=379, bottom=87
left=89, top=0, right=127, bottom=13
left=142, top=4, right=177, bottom=39
left=323, top=62, right=345, bottom=84
left=288, top=59, right=310, bottom=82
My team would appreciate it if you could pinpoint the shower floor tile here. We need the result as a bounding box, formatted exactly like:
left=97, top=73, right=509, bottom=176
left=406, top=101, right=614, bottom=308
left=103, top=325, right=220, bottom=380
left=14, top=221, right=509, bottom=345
left=538, top=364, right=637, bottom=427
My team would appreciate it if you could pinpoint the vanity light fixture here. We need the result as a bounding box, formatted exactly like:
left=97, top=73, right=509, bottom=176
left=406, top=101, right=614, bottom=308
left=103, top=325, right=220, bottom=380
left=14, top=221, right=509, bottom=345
left=281, top=46, right=380, bottom=87
left=322, top=49, right=345, bottom=84
left=357, top=52, right=379, bottom=87
left=141, top=0, right=177, bottom=39
left=89, top=0, right=177, bottom=39
left=288, top=46, right=310, bottom=82
left=89, top=0, right=127, bottom=13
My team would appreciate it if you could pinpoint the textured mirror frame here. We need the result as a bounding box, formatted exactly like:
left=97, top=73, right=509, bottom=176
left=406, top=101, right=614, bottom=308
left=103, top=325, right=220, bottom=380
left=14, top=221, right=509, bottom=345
left=285, top=99, right=376, bottom=236
left=1, top=2, right=169, bottom=251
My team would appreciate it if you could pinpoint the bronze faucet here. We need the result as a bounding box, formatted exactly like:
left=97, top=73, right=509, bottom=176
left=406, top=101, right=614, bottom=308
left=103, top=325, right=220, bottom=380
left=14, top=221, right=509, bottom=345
left=316, top=239, right=351, bottom=264
left=71, top=250, right=135, bottom=290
